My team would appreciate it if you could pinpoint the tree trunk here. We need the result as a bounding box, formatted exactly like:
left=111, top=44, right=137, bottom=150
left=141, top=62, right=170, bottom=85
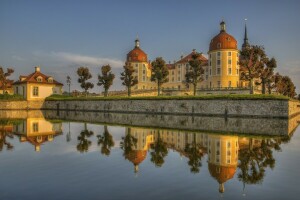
left=69, top=85, right=71, bottom=96
left=104, top=89, right=108, bottom=97
left=157, top=82, right=161, bottom=96
left=193, top=83, right=196, bottom=96
left=250, top=78, right=254, bottom=94
left=262, top=80, right=266, bottom=94
left=128, top=86, right=131, bottom=97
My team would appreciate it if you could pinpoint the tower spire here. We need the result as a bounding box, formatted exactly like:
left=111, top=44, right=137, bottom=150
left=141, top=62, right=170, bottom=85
left=135, top=35, right=140, bottom=48
left=242, top=19, right=250, bottom=49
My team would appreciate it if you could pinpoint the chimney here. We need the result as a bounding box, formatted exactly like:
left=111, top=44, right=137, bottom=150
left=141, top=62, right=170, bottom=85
left=192, top=49, right=196, bottom=53
left=35, top=66, right=40, bottom=72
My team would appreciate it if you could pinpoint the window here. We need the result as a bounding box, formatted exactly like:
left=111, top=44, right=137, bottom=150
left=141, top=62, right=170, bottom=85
left=217, top=60, right=221, bottom=65
left=143, top=69, right=146, bottom=74
left=217, top=68, right=221, bottom=75
left=217, top=81, right=221, bottom=88
left=142, top=76, right=146, bottom=82
left=217, top=43, right=221, bottom=48
left=33, top=123, right=39, bottom=132
left=135, top=64, right=138, bottom=68
left=216, top=150, right=220, bottom=155
left=217, top=52, right=221, bottom=57
left=236, top=69, right=239, bottom=75
left=33, top=87, right=39, bottom=96
left=37, top=78, right=42, bottom=82
left=228, top=68, right=232, bottom=75
left=210, top=68, right=212, bottom=75
left=228, top=52, right=231, bottom=56
left=209, top=61, right=211, bottom=66
left=206, top=75, right=208, bottom=80
left=228, top=60, right=232, bottom=65
left=217, top=141, right=220, bottom=147
left=228, top=81, right=232, bottom=87
left=227, top=142, right=231, bottom=148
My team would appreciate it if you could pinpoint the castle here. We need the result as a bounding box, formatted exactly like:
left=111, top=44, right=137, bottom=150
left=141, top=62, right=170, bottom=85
left=125, top=21, right=252, bottom=95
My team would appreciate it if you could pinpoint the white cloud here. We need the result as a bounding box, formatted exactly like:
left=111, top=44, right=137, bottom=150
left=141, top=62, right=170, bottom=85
left=32, top=51, right=124, bottom=68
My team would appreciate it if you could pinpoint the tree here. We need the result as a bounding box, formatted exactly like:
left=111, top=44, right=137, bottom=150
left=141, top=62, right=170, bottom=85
left=77, top=123, right=94, bottom=153
left=298, top=94, right=300, bottom=101
left=120, top=64, right=138, bottom=97
left=0, top=67, right=14, bottom=94
left=150, top=57, right=169, bottom=96
left=77, top=67, right=94, bottom=96
left=120, top=128, right=137, bottom=157
left=185, top=52, right=205, bottom=96
left=150, top=131, right=168, bottom=167
left=66, top=75, right=71, bottom=96
left=0, top=120, right=14, bottom=151
left=273, top=74, right=297, bottom=98
left=240, top=45, right=267, bottom=94
left=256, top=57, right=277, bottom=94
left=97, top=125, right=115, bottom=156
left=97, top=65, right=115, bottom=97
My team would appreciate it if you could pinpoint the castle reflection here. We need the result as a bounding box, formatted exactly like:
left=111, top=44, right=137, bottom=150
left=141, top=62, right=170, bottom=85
left=120, top=126, right=293, bottom=193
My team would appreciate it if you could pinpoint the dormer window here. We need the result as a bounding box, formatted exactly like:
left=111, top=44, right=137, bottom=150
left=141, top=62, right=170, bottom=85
left=48, top=77, right=53, bottom=83
left=217, top=43, right=221, bottom=48
left=36, top=76, right=42, bottom=82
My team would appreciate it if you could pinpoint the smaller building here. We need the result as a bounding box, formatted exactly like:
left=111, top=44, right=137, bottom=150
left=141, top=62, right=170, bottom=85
left=13, top=67, right=63, bottom=100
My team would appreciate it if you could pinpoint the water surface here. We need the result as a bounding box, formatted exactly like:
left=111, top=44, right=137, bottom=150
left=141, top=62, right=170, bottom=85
left=0, top=111, right=299, bottom=200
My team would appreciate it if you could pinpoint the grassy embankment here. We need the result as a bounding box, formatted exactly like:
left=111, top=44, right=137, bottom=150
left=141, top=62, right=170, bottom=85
left=0, top=94, right=24, bottom=101
left=46, top=94, right=290, bottom=101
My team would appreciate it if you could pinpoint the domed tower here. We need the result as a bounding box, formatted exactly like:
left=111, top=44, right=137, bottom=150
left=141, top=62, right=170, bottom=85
left=126, top=38, right=154, bottom=90
left=207, top=21, right=240, bottom=89
left=207, top=134, right=239, bottom=194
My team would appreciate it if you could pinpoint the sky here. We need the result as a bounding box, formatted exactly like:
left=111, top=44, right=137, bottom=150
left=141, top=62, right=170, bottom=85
left=0, top=0, right=299, bottom=94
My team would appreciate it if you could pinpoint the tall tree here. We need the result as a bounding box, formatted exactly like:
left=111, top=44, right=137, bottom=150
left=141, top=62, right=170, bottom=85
left=0, top=67, right=14, bottom=94
left=120, top=64, right=138, bottom=97
left=273, top=74, right=297, bottom=98
left=97, top=65, right=115, bottom=97
left=185, top=52, right=205, bottom=96
left=77, top=67, right=94, bottom=96
left=239, top=45, right=266, bottom=94
left=97, top=125, right=115, bottom=156
left=150, top=57, right=169, bottom=96
left=256, top=57, right=277, bottom=94
left=66, top=75, right=71, bottom=96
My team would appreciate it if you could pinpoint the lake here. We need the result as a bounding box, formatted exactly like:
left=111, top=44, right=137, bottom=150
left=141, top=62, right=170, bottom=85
left=0, top=110, right=299, bottom=200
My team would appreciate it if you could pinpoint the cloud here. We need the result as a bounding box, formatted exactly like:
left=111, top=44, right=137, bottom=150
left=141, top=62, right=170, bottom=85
left=32, top=51, right=124, bottom=68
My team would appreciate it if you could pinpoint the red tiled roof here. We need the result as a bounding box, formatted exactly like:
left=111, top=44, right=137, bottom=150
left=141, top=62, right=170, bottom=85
left=0, top=79, right=14, bottom=89
left=127, top=47, right=148, bottom=62
left=176, top=52, right=208, bottom=65
left=166, top=64, right=175, bottom=70
left=13, top=71, right=63, bottom=86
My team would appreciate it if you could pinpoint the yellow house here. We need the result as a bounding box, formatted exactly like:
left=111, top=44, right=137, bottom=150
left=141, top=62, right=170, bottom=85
left=13, top=66, right=63, bottom=100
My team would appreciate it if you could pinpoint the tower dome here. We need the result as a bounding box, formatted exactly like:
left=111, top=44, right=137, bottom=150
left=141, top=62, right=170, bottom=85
left=209, top=21, right=238, bottom=51
left=127, top=38, right=148, bottom=62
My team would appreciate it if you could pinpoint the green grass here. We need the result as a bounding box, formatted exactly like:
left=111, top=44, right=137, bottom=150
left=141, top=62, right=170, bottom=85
left=46, top=94, right=290, bottom=101
left=0, top=94, right=25, bottom=101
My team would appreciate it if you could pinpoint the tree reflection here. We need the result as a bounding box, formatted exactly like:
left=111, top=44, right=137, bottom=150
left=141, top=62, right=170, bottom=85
left=238, top=138, right=281, bottom=185
left=0, top=120, right=14, bottom=151
left=120, top=127, right=137, bottom=156
left=150, top=130, right=168, bottom=167
left=184, top=133, right=205, bottom=173
left=77, top=123, right=94, bottom=153
left=97, top=125, right=114, bottom=156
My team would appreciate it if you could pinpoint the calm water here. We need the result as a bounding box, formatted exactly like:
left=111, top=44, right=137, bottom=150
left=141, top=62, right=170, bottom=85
left=0, top=111, right=300, bottom=200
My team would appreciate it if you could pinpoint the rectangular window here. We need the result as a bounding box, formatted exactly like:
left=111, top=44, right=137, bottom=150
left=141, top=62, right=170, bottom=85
left=228, top=81, right=232, bottom=87
left=217, top=60, right=221, bottom=65
left=143, top=76, right=146, bottom=82
left=206, top=75, right=208, bottom=80
left=217, top=52, right=221, bottom=57
left=217, top=81, right=221, bottom=88
left=217, top=68, right=221, bottom=75
left=33, top=87, right=39, bottom=96
left=228, top=60, right=232, bottom=65
left=228, top=68, right=232, bottom=75
left=228, top=52, right=231, bottom=56
left=143, top=69, right=145, bottom=74
left=33, top=123, right=39, bottom=132
left=210, top=68, right=212, bottom=75
left=236, top=69, right=239, bottom=75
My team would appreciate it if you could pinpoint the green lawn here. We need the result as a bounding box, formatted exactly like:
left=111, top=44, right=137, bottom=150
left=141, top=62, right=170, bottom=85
left=46, top=94, right=290, bottom=101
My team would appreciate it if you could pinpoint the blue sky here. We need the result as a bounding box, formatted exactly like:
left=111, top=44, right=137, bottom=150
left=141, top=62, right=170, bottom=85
left=0, top=0, right=299, bottom=93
